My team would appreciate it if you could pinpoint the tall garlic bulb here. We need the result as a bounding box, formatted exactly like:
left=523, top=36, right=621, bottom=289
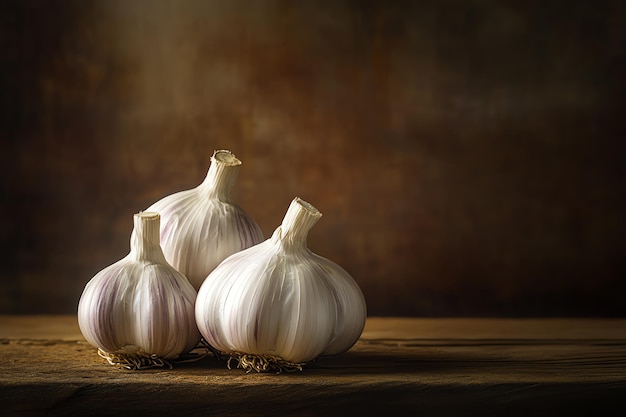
left=141, top=150, right=264, bottom=289
left=78, top=212, right=200, bottom=369
left=195, top=197, right=367, bottom=372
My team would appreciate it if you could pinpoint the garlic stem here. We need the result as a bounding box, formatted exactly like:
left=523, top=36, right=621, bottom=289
left=200, top=150, right=242, bottom=201
left=130, top=212, right=167, bottom=264
left=272, top=197, right=322, bottom=249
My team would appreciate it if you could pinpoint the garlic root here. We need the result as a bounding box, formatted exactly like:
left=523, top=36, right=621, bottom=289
left=98, top=348, right=174, bottom=370
left=97, top=340, right=213, bottom=370
left=226, top=352, right=305, bottom=374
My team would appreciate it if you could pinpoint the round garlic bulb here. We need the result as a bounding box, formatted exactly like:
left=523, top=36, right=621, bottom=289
left=142, top=150, right=264, bottom=289
left=195, top=198, right=367, bottom=372
left=78, top=212, right=200, bottom=368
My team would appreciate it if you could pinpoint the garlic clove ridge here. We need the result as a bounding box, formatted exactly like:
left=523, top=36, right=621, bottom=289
left=195, top=197, right=367, bottom=372
left=141, top=150, right=264, bottom=289
left=78, top=212, right=200, bottom=367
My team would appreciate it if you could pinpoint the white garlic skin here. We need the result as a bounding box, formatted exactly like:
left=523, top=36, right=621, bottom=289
left=195, top=198, right=367, bottom=364
left=143, top=150, right=264, bottom=289
left=78, top=212, right=200, bottom=359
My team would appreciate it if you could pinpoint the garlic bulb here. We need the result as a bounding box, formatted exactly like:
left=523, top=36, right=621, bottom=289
left=195, top=197, right=367, bottom=372
left=78, top=212, right=200, bottom=369
left=141, top=150, right=264, bottom=289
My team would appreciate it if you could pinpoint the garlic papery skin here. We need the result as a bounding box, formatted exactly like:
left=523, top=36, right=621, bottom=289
left=195, top=197, right=367, bottom=372
left=78, top=212, right=200, bottom=368
left=140, top=150, right=264, bottom=289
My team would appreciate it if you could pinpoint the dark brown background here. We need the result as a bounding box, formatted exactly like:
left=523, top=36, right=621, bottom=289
left=2, top=0, right=625, bottom=316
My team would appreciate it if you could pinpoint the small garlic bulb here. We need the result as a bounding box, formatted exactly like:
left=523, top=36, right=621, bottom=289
left=195, top=197, right=367, bottom=372
left=141, top=150, right=264, bottom=289
left=78, top=212, right=200, bottom=368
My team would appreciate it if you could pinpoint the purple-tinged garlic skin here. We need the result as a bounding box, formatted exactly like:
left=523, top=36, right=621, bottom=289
left=142, top=150, right=264, bottom=289
left=78, top=212, right=200, bottom=360
left=195, top=198, right=367, bottom=365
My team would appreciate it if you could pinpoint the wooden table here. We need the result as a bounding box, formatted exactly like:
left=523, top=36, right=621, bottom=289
left=1, top=316, right=626, bottom=416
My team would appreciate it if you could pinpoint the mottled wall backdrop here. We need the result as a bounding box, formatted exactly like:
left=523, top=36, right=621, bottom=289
left=2, top=0, right=625, bottom=316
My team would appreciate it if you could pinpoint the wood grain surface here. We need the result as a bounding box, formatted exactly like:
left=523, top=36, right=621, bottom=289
left=1, top=316, right=626, bottom=416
